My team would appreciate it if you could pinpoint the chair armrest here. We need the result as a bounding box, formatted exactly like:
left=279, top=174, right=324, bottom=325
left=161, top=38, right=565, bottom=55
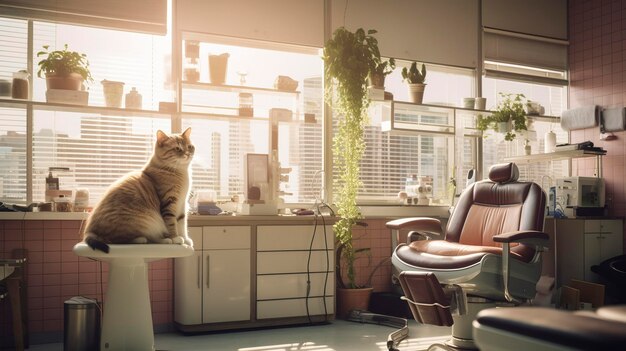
left=495, top=230, right=548, bottom=304
left=493, top=230, right=549, bottom=248
left=386, top=217, right=443, bottom=234
left=386, top=217, right=443, bottom=243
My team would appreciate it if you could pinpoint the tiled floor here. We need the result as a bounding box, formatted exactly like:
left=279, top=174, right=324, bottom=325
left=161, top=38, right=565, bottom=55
left=29, top=319, right=451, bottom=351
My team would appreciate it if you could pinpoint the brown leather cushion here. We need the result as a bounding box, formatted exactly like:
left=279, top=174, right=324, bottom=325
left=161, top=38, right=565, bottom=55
left=395, top=241, right=525, bottom=269
left=476, top=307, right=626, bottom=350
left=488, top=163, right=519, bottom=183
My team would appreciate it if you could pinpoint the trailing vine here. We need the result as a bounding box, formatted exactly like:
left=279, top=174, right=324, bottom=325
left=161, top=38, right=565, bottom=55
left=323, top=27, right=379, bottom=288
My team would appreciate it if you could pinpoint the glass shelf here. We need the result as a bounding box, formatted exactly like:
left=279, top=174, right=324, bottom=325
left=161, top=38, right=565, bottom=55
left=372, top=99, right=559, bottom=135
left=0, top=98, right=171, bottom=118
left=182, top=82, right=300, bottom=96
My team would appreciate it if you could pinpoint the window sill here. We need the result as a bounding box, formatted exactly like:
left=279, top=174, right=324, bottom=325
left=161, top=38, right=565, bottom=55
left=0, top=212, right=89, bottom=220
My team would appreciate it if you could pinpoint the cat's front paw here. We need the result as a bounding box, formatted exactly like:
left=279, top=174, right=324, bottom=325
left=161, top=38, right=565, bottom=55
left=184, top=237, right=194, bottom=247
left=172, top=236, right=184, bottom=244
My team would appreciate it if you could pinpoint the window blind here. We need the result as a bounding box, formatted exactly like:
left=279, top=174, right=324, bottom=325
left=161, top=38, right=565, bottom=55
left=0, top=0, right=167, bottom=35
left=0, top=18, right=28, bottom=204
left=32, top=113, right=170, bottom=204
left=483, top=30, right=569, bottom=71
left=331, top=0, right=480, bottom=68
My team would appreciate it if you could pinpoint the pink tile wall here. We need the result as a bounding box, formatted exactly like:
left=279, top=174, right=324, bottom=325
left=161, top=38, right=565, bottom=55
left=569, top=0, right=626, bottom=247
left=0, top=220, right=174, bottom=346
left=340, top=219, right=394, bottom=292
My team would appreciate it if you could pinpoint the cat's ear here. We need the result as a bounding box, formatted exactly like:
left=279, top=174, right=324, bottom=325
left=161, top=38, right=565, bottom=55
left=156, top=130, right=169, bottom=146
left=182, top=127, right=192, bottom=140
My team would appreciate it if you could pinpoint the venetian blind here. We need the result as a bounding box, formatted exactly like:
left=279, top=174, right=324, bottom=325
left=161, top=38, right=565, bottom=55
left=0, top=18, right=28, bottom=203
left=0, top=0, right=167, bottom=34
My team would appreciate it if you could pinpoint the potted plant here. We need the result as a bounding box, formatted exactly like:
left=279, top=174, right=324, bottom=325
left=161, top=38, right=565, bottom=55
left=322, top=27, right=378, bottom=318
left=37, top=44, right=93, bottom=91
left=476, top=93, right=528, bottom=141
left=369, top=57, right=395, bottom=89
left=401, top=61, right=427, bottom=104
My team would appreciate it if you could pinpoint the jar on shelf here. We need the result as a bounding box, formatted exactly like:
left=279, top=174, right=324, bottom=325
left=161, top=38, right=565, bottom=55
left=185, top=40, right=200, bottom=60
left=54, top=195, right=73, bottom=212
left=12, top=70, right=29, bottom=99
left=183, top=57, right=200, bottom=83
left=125, top=87, right=142, bottom=109
left=238, top=92, right=253, bottom=117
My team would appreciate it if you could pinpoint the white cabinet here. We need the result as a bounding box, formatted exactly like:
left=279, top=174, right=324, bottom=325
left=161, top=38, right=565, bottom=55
left=552, top=219, right=623, bottom=287
left=256, top=225, right=334, bottom=320
left=175, top=226, right=251, bottom=327
left=175, top=220, right=335, bottom=332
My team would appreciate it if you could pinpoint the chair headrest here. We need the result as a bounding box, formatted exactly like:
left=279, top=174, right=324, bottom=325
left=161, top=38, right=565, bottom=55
left=488, top=163, right=519, bottom=183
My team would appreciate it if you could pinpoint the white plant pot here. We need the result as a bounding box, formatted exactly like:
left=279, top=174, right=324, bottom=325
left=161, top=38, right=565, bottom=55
left=497, top=121, right=511, bottom=133
left=407, top=83, right=426, bottom=104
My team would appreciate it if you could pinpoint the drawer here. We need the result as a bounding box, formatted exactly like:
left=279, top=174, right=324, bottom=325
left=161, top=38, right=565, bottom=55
left=203, top=226, right=250, bottom=250
left=257, top=297, right=334, bottom=319
left=257, top=273, right=334, bottom=300
left=257, top=225, right=334, bottom=250
left=257, top=250, right=333, bottom=274
left=584, top=220, right=621, bottom=234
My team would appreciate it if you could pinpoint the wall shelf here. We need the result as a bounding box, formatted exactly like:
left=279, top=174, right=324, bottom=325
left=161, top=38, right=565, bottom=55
left=503, top=149, right=606, bottom=163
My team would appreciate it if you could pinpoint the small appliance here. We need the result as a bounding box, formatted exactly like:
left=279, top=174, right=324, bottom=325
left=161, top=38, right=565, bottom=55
left=555, top=176, right=605, bottom=217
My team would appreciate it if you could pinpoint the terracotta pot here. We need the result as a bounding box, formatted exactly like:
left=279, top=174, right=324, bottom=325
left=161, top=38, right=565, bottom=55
left=336, top=287, right=373, bottom=319
left=209, top=53, right=229, bottom=85
left=369, top=72, right=385, bottom=89
left=46, top=73, right=84, bottom=91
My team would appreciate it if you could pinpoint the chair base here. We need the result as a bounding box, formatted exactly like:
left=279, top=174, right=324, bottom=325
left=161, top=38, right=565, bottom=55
left=397, top=271, right=498, bottom=350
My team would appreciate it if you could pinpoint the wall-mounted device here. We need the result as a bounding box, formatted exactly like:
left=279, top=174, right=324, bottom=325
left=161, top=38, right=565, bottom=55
left=556, top=176, right=605, bottom=217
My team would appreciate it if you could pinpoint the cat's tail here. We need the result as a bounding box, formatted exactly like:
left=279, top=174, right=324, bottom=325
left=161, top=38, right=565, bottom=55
left=84, top=234, right=110, bottom=253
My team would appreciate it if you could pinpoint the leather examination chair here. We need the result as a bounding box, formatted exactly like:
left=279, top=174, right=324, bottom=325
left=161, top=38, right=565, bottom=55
left=472, top=305, right=626, bottom=351
left=386, top=163, right=549, bottom=350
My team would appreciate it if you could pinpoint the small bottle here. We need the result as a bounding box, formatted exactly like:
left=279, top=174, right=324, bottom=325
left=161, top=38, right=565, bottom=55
left=238, top=92, right=253, bottom=117
left=524, top=139, right=531, bottom=155
left=125, top=87, right=142, bottom=109
left=46, top=171, right=59, bottom=190
left=544, top=130, right=556, bottom=153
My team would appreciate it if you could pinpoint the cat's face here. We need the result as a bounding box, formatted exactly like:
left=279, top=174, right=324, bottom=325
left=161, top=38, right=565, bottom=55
left=155, top=128, right=195, bottom=166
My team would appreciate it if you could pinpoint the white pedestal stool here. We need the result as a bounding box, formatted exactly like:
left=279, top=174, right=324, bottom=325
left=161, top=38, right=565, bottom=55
left=73, top=243, right=194, bottom=351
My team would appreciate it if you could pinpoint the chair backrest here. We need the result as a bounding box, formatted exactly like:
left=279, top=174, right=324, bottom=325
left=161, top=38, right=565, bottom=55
left=445, top=163, right=546, bottom=260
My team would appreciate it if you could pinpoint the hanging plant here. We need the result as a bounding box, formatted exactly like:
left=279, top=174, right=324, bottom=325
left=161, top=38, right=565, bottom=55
left=477, top=93, right=528, bottom=141
left=322, top=27, right=379, bottom=289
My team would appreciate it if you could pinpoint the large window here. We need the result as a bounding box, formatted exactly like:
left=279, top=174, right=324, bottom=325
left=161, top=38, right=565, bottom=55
left=179, top=37, right=324, bottom=205
left=0, top=17, right=170, bottom=205
left=335, top=62, right=476, bottom=205
left=482, top=63, right=570, bottom=188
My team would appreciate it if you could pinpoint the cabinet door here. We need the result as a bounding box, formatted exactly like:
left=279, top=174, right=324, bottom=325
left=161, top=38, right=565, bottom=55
left=584, top=219, right=624, bottom=282
left=202, top=249, right=251, bottom=323
left=174, top=227, right=203, bottom=325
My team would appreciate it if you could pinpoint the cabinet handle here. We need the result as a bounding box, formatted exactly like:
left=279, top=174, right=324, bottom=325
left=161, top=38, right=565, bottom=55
left=197, top=255, right=201, bottom=289
left=206, top=254, right=210, bottom=289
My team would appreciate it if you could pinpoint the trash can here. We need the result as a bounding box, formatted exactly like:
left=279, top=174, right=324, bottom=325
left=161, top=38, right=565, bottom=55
left=64, top=296, right=100, bottom=351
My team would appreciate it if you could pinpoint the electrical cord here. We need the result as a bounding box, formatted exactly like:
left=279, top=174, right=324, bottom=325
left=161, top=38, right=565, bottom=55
left=305, top=199, right=333, bottom=324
